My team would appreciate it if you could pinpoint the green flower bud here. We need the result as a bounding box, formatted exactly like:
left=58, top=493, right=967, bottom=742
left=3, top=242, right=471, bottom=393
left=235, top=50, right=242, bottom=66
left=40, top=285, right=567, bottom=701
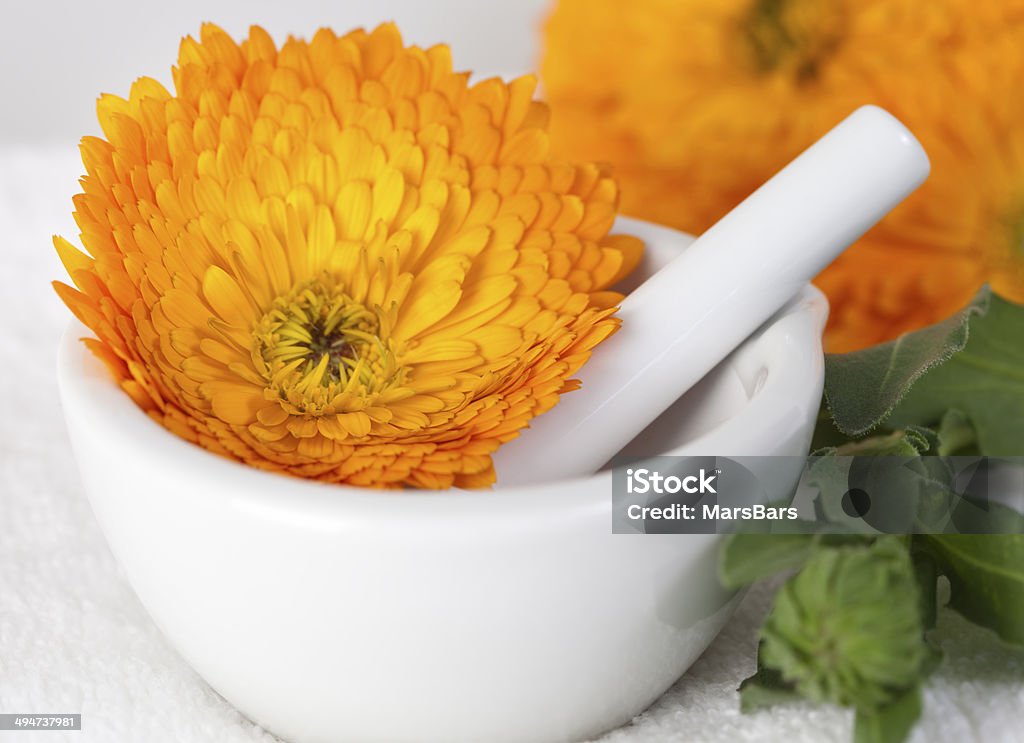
left=759, top=538, right=927, bottom=710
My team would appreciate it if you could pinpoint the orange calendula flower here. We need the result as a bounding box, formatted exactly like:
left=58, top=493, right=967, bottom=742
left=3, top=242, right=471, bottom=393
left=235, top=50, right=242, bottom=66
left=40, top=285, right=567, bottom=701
left=54, top=23, right=642, bottom=488
left=543, top=0, right=1024, bottom=351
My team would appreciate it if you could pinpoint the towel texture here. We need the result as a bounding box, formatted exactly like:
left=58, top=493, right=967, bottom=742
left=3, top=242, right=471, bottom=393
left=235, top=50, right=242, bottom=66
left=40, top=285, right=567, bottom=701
left=1, top=147, right=1021, bottom=743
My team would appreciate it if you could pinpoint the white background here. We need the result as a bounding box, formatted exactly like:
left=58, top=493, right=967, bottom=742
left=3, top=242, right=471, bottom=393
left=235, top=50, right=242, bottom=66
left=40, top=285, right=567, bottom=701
left=0, top=0, right=550, bottom=144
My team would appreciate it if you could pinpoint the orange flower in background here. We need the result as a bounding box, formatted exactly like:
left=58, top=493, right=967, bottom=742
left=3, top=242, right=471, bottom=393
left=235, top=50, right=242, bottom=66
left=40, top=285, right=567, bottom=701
left=54, top=23, right=642, bottom=488
left=543, top=0, right=1024, bottom=351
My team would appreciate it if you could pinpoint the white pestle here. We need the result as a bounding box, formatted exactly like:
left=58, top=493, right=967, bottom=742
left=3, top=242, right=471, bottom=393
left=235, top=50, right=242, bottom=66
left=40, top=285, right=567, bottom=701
left=492, top=105, right=930, bottom=486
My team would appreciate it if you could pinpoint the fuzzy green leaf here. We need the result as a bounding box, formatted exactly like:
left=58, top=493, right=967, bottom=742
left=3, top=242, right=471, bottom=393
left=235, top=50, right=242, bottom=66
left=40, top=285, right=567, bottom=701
left=934, top=409, right=978, bottom=456
left=910, top=550, right=939, bottom=631
left=738, top=664, right=801, bottom=712
left=918, top=534, right=1024, bottom=646
left=887, top=293, right=1024, bottom=456
left=720, top=533, right=877, bottom=588
left=853, top=687, right=922, bottom=743
left=719, top=534, right=819, bottom=588
left=822, top=289, right=990, bottom=438
left=806, top=445, right=957, bottom=535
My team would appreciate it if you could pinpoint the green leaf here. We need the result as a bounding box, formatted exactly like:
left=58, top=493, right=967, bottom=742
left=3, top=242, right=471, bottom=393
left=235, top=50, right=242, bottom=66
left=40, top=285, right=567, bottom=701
left=934, top=409, right=978, bottom=456
left=770, top=289, right=1024, bottom=743
left=822, top=288, right=990, bottom=438
left=828, top=427, right=936, bottom=457
left=720, top=533, right=878, bottom=589
left=853, top=686, right=922, bottom=743
left=918, top=534, right=1024, bottom=646
left=806, top=446, right=957, bottom=535
left=887, top=293, right=1024, bottom=456
left=806, top=455, right=885, bottom=534
left=812, top=403, right=854, bottom=451
left=738, top=664, right=801, bottom=712
left=910, top=549, right=939, bottom=631
left=719, top=534, right=819, bottom=588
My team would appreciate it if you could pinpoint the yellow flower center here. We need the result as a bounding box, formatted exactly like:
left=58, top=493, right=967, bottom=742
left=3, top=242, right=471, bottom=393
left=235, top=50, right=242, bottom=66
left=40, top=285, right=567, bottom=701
left=742, top=0, right=845, bottom=83
left=253, top=279, right=402, bottom=413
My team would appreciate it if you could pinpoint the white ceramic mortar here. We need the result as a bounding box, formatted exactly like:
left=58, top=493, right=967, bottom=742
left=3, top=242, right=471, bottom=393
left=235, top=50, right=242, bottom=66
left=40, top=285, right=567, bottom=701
left=58, top=217, right=827, bottom=743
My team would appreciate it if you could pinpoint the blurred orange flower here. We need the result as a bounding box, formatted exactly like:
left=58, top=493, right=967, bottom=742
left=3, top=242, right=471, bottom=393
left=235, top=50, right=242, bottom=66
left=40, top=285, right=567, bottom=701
left=543, top=0, right=1024, bottom=350
left=54, top=23, right=641, bottom=488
